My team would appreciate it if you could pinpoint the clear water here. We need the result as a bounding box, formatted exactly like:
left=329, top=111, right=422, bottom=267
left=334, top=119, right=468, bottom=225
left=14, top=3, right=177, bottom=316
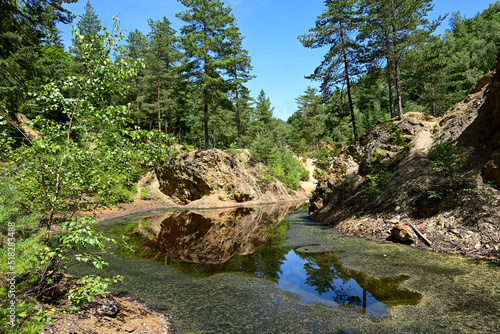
left=70, top=205, right=500, bottom=334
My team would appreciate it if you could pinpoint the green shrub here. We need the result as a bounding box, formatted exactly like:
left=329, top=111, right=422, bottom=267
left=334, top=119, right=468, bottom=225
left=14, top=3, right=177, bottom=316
left=313, top=168, right=327, bottom=180
left=299, top=167, right=310, bottom=182
left=68, top=275, right=123, bottom=307
left=309, top=146, right=338, bottom=170
left=226, top=148, right=244, bottom=156
left=428, top=141, right=466, bottom=187
left=251, top=143, right=308, bottom=190
left=362, top=151, right=394, bottom=198
left=140, top=187, right=149, bottom=200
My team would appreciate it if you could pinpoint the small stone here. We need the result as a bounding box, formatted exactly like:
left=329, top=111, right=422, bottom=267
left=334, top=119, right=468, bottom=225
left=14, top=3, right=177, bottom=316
left=97, top=298, right=121, bottom=317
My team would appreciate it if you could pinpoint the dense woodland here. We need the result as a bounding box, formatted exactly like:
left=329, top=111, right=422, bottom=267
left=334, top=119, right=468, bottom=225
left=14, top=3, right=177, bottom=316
left=1, top=0, right=500, bottom=332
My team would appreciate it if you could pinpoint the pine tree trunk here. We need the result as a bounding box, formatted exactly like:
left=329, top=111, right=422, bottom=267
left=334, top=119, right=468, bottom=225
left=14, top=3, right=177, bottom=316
left=390, top=2, right=403, bottom=120
left=313, top=111, right=319, bottom=149
left=136, top=77, right=140, bottom=117
left=431, top=77, right=436, bottom=116
left=204, top=89, right=209, bottom=149
left=387, top=59, right=395, bottom=119
left=340, top=24, right=358, bottom=141
left=236, top=105, right=242, bottom=148
left=383, top=9, right=395, bottom=119
left=158, top=76, right=161, bottom=130
left=178, top=123, right=183, bottom=144
left=394, top=58, right=403, bottom=119
left=203, top=22, right=210, bottom=149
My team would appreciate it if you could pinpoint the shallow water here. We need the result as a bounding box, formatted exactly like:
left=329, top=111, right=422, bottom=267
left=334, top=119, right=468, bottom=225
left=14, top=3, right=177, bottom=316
left=70, top=205, right=500, bottom=333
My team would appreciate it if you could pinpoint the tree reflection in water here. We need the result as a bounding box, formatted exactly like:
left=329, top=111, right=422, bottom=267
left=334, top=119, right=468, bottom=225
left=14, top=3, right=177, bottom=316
left=110, top=205, right=421, bottom=316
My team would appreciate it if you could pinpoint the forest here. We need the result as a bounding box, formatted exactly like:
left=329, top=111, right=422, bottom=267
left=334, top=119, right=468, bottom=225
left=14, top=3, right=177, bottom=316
left=1, top=0, right=500, bottom=332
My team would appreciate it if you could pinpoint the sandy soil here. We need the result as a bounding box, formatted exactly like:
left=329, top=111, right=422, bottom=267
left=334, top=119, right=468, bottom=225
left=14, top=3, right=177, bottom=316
left=39, top=275, right=173, bottom=334
left=299, top=158, right=318, bottom=196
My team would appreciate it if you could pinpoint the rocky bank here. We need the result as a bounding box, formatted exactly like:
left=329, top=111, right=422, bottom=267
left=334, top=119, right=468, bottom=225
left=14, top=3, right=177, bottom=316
left=310, top=52, right=500, bottom=260
left=156, top=149, right=308, bottom=207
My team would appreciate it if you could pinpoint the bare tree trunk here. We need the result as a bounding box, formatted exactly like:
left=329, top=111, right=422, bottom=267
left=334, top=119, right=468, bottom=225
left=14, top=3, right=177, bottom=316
left=390, top=1, right=403, bottom=120
left=394, top=58, right=403, bottom=119
left=157, top=75, right=161, bottom=130
left=387, top=58, right=395, bottom=119
left=204, top=92, right=209, bottom=149
left=382, top=9, right=395, bottom=119
left=178, top=123, right=183, bottom=144
left=203, top=22, right=210, bottom=149
left=431, top=77, right=436, bottom=116
left=340, top=24, right=358, bottom=141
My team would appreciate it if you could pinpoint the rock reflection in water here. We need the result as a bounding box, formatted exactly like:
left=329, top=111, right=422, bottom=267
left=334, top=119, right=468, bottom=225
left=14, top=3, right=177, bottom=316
left=145, top=204, right=299, bottom=265
left=112, top=204, right=421, bottom=315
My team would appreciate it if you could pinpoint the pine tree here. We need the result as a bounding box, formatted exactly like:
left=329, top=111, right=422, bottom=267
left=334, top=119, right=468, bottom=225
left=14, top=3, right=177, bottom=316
left=69, top=0, right=102, bottom=72
left=0, top=0, right=75, bottom=117
left=443, top=5, right=500, bottom=101
left=123, top=29, right=148, bottom=125
left=142, top=17, right=180, bottom=133
left=177, top=0, right=247, bottom=149
left=361, top=0, right=438, bottom=119
left=299, top=0, right=362, bottom=141
left=359, top=0, right=396, bottom=118
left=294, top=87, right=327, bottom=150
left=226, top=32, right=254, bottom=148
left=403, top=35, right=448, bottom=116
left=253, top=89, right=274, bottom=130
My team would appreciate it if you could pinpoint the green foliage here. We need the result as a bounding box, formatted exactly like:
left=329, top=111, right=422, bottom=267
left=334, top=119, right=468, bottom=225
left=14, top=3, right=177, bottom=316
left=140, top=187, right=149, bottom=200
left=313, top=168, right=327, bottom=180
left=299, top=167, right=310, bottom=182
left=309, top=146, right=337, bottom=171
left=0, top=0, right=75, bottom=119
left=0, top=297, right=48, bottom=333
left=182, top=143, right=197, bottom=152
left=288, top=87, right=329, bottom=154
left=256, top=167, right=274, bottom=186
left=387, top=124, right=409, bottom=147
left=177, top=0, right=251, bottom=148
left=428, top=141, right=466, bottom=187
left=267, top=148, right=307, bottom=190
left=226, top=148, right=244, bottom=156
left=130, top=129, right=175, bottom=167
left=363, top=151, right=393, bottom=198
left=68, top=275, right=123, bottom=307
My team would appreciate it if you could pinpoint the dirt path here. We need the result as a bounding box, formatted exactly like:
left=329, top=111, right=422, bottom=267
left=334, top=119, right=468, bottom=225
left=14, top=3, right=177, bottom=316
left=300, top=158, right=317, bottom=196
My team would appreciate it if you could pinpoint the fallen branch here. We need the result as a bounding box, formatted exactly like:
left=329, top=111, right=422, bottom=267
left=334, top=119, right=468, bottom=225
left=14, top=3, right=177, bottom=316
left=410, top=224, right=432, bottom=246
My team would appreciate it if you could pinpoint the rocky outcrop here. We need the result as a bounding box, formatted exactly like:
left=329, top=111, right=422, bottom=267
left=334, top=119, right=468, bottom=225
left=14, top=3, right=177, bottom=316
left=156, top=149, right=306, bottom=206
left=310, top=52, right=500, bottom=260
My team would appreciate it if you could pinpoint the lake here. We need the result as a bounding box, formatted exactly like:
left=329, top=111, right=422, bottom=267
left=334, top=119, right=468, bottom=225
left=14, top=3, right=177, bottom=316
left=70, top=204, right=500, bottom=333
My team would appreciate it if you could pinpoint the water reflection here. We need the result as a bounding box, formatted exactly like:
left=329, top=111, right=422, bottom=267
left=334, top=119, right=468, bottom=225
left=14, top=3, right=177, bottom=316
left=108, top=204, right=421, bottom=316
left=278, top=250, right=421, bottom=315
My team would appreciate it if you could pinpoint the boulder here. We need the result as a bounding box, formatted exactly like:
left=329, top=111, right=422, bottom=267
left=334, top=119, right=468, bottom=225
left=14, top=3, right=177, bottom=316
left=391, top=224, right=416, bottom=244
left=156, top=149, right=302, bottom=205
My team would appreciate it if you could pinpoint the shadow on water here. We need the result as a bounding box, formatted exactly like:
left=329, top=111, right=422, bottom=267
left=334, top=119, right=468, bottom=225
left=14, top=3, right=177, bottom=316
left=99, top=204, right=420, bottom=317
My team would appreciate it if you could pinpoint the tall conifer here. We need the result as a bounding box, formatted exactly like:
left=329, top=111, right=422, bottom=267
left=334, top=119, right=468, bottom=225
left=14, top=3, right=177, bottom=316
left=177, top=0, right=247, bottom=149
left=299, top=0, right=361, bottom=141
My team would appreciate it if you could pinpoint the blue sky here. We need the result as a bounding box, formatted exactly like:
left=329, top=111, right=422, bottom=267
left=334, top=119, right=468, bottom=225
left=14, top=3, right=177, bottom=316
left=57, top=0, right=496, bottom=121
